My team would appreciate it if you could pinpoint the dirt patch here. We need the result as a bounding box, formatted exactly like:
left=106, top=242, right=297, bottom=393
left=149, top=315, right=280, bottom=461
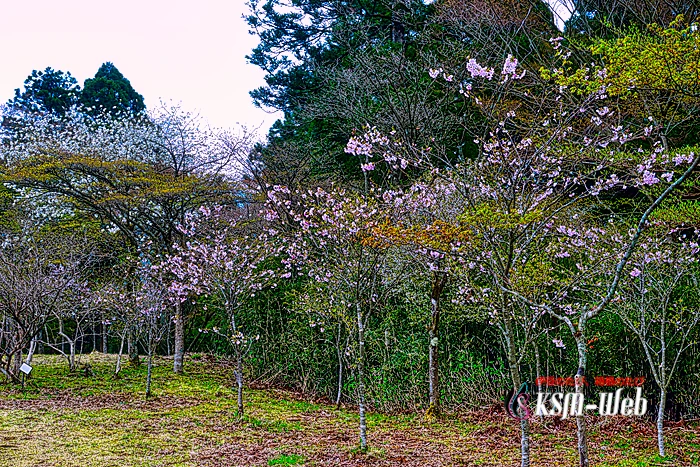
left=192, top=405, right=700, bottom=467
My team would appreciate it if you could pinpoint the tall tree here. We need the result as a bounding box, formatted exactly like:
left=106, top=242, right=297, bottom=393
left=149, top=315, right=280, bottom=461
left=6, top=67, right=80, bottom=115
left=266, top=184, right=405, bottom=451
left=81, top=62, right=146, bottom=116
left=246, top=0, right=431, bottom=114
left=246, top=0, right=435, bottom=184
left=0, top=228, right=95, bottom=381
left=165, top=205, right=271, bottom=416
left=613, top=236, right=700, bottom=457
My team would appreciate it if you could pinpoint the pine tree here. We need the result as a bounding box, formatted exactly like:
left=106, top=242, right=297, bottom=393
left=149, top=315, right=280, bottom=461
left=7, top=67, right=80, bottom=115
left=81, top=62, right=146, bottom=116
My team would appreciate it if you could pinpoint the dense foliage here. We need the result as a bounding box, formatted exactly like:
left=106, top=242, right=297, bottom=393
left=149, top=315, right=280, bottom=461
left=6, top=62, right=144, bottom=118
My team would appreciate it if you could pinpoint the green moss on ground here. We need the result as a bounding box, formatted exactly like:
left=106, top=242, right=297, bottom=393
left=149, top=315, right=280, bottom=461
left=0, top=354, right=697, bottom=467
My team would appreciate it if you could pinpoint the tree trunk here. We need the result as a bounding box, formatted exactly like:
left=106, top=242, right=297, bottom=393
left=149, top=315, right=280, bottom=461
left=173, top=302, right=184, bottom=374
left=146, top=350, right=153, bottom=397
left=504, top=319, right=530, bottom=467
left=534, top=342, right=542, bottom=395
left=115, top=332, right=126, bottom=376
left=102, top=315, right=108, bottom=354
left=0, top=316, right=6, bottom=354
left=427, top=272, right=446, bottom=418
left=25, top=336, right=38, bottom=365
left=12, top=350, right=22, bottom=377
left=128, top=327, right=140, bottom=366
left=336, top=356, right=344, bottom=408
left=236, top=349, right=244, bottom=418
left=146, top=325, right=153, bottom=398
left=657, top=387, right=666, bottom=457
left=38, top=329, right=44, bottom=355
left=575, top=337, right=590, bottom=467
left=69, top=340, right=76, bottom=372
left=166, top=318, right=171, bottom=356
left=59, top=319, right=77, bottom=372
left=357, top=304, right=367, bottom=451
left=335, top=326, right=344, bottom=408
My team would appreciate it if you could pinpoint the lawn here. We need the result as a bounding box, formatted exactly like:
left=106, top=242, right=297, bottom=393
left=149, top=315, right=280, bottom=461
left=0, top=354, right=697, bottom=466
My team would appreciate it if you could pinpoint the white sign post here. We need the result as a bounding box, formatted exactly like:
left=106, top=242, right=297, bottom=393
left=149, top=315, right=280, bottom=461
left=19, top=363, right=32, bottom=389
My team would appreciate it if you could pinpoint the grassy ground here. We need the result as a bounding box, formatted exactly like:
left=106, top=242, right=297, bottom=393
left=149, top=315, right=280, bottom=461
left=0, top=354, right=697, bottom=467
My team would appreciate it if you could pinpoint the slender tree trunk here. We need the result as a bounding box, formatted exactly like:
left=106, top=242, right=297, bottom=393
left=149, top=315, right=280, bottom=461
left=384, top=329, right=390, bottom=367
left=236, top=349, right=244, bottom=418
left=335, top=323, right=344, bottom=408
left=504, top=319, right=530, bottom=467
left=166, top=318, right=171, bottom=356
left=62, top=318, right=76, bottom=371
left=12, top=350, right=21, bottom=377
left=357, top=304, right=367, bottom=451
left=227, top=308, right=244, bottom=418
left=146, top=325, right=153, bottom=398
left=102, top=315, right=108, bottom=354
left=0, top=315, right=6, bottom=354
left=427, top=273, right=446, bottom=418
left=534, top=342, right=542, bottom=395
left=657, top=387, right=666, bottom=457
left=146, top=350, right=153, bottom=397
left=69, top=340, right=76, bottom=372
left=575, top=337, right=589, bottom=467
left=9, top=322, right=22, bottom=379
left=115, top=332, right=126, bottom=376
left=128, top=327, right=140, bottom=366
left=173, top=302, right=184, bottom=374
left=25, top=336, right=38, bottom=365
left=657, top=318, right=668, bottom=458
left=336, top=356, right=344, bottom=407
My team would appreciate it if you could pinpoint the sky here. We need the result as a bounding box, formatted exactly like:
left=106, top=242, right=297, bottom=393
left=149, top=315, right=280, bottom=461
left=543, top=0, right=575, bottom=31
left=0, top=0, right=574, bottom=138
left=0, top=0, right=282, bottom=136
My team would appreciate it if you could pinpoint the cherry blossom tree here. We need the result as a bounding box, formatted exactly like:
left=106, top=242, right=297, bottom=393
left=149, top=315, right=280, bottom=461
left=1, top=102, right=256, bottom=375
left=612, top=233, right=700, bottom=457
left=347, top=48, right=700, bottom=466
left=529, top=146, right=700, bottom=467
left=137, top=266, right=173, bottom=398
left=363, top=179, right=471, bottom=418
left=98, top=274, right=147, bottom=376
left=266, top=184, right=406, bottom=451
left=0, top=232, right=95, bottom=381
left=164, top=205, right=272, bottom=417
left=42, top=279, right=99, bottom=372
left=99, top=255, right=172, bottom=396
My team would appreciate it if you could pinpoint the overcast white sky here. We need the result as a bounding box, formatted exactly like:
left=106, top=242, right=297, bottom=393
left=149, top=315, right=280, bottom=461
left=544, top=0, right=575, bottom=31
left=0, top=0, right=282, bottom=135
left=0, top=0, right=573, bottom=137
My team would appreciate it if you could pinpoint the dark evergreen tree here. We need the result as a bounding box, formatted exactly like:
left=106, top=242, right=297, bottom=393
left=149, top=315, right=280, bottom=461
left=81, top=62, right=146, bottom=116
left=567, top=0, right=700, bottom=34
left=7, top=67, right=80, bottom=115
left=246, top=0, right=431, bottom=116
left=245, top=0, right=436, bottom=185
